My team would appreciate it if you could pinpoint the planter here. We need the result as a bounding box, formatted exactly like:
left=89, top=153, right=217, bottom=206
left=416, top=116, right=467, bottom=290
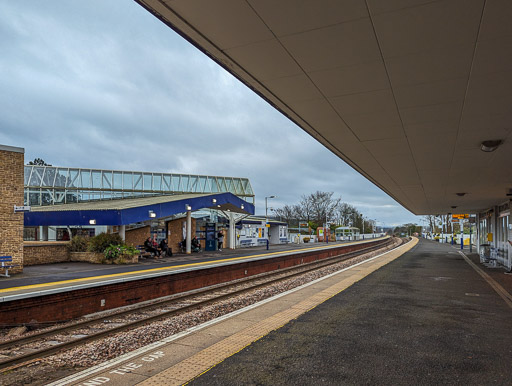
left=113, top=254, right=139, bottom=264
left=70, top=252, right=104, bottom=264
left=70, top=252, right=138, bottom=264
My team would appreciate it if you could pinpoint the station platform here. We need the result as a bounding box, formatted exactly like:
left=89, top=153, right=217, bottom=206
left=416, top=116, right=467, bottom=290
left=0, top=238, right=383, bottom=301
left=48, top=237, right=512, bottom=386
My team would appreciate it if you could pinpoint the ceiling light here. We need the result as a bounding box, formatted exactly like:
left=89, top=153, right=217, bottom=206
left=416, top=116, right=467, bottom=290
left=506, top=189, right=512, bottom=197
left=212, top=198, right=217, bottom=204
left=480, top=140, right=502, bottom=152
left=185, top=205, right=191, bottom=211
left=455, top=193, right=466, bottom=197
left=89, top=219, right=96, bottom=225
left=241, top=204, right=244, bottom=209
left=451, top=206, right=457, bottom=209
left=149, top=210, right=156, bottom=218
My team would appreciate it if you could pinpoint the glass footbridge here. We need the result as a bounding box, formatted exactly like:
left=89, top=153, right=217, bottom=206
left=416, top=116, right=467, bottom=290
left=24, top=165, right=254, bottom=207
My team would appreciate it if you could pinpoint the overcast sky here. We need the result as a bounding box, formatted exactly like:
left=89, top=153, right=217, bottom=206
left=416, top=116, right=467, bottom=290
left=0, top=0, right=421, bottom=227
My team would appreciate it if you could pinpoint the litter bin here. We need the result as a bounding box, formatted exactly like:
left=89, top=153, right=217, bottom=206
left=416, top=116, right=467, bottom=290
left=479, top=243, right=490, bottom=263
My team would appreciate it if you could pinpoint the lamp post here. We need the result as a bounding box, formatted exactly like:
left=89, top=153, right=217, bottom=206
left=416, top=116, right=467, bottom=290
left=325, top=213, right=328, bottom=243
left=265, top=195, right=276, bottom=248
left=265, top=195, right=276, bottom=219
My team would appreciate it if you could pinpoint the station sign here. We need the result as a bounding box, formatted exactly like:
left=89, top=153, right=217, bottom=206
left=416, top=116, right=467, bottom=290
left=452, top=214, right=469, bottom=220
left=13, top=205, right=31, bottom=213
left=299, top=222, right=308, bottom=227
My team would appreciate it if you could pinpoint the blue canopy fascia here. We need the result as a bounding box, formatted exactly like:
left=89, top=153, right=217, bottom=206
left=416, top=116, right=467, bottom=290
left=24, top=193, right=254, bottom=227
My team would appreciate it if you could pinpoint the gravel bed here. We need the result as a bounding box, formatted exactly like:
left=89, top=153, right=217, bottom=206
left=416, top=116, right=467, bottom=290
left=0, top=241, right=401, bottom=385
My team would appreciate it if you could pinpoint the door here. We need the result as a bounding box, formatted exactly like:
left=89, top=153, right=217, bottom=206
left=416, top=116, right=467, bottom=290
left=205, top=223, right=216, bottom=251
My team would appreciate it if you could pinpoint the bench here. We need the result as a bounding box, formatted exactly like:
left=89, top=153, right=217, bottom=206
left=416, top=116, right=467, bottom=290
left=257, top=239, right=268, bottom=246
left=136, top=245, right=153, bottom=259
left=0, top=256, right=17, bottom=278
left=239, top=239, right=255, bottom=247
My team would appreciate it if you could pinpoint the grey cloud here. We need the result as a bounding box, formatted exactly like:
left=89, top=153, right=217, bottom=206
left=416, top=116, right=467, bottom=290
left=0, top=0, right=420, bottom=227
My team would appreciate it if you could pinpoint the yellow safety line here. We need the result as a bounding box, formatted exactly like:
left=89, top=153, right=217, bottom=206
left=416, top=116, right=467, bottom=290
left=458, top=250, right=512, bottom=309
left=0, top=237, right=388, bottom=294
left=140, top=237, right=415, bottom=386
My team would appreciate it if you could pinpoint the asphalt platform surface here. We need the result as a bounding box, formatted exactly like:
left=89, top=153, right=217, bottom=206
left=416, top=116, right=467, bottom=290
left=0, top=239, right=362, bottom=289
left=190, top=238, right=512, bottom=385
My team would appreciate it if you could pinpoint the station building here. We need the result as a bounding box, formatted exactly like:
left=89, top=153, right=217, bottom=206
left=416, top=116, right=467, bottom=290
left=1, top=144, right=282, bottom=273
left=21, top=163, right=289, bottom=248
left=23, top=163, right=254, bottom=241
left=23, top=164, right=260, bottom=252
left=477, top=204, right=511, bottom=270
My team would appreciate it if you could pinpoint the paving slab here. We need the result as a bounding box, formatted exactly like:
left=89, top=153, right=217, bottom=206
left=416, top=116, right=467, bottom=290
left=49, top=239, right=415, bottom=386
left=189, top=239, right=512, bottom=386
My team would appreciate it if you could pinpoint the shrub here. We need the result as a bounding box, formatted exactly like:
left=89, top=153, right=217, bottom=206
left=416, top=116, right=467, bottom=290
left=88, top=233, right=123, bottom=253
left=68, top=236, right=88, bottom=252
left=104, top=244, right=139, bottom=262
left=104, top=244, right=123, bottom=261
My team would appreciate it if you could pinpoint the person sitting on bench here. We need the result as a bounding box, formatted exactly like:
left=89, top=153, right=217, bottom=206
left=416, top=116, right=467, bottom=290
left=144, top=237, right=160, bottom=257
left=191, top=236, right=201, bottom=252
left=159, top=238, right=173, bottom=257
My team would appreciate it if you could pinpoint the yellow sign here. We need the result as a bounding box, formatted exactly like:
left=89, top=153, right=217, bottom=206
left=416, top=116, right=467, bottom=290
left=452, top=214, right=469, bottom=220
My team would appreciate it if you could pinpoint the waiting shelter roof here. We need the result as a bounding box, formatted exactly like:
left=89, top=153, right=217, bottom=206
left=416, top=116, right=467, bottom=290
left=24, top=192, right=254, bottom=227
left=242, top=216, right=288, bottom=226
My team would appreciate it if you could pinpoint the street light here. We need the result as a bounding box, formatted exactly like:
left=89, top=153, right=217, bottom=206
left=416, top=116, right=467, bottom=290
left=264, top=196, right=276, bottom=250
left=265, top=195, right=276, bottom=219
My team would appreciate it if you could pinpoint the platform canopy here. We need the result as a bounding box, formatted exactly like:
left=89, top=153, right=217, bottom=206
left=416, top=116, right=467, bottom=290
left=136, top=0, right=512, bottom=214
left=24, top=192, right=254, bottom=226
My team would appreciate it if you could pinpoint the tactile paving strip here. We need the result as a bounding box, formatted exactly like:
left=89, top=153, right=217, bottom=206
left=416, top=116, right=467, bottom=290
left=138, top=238, right=418, bottom=385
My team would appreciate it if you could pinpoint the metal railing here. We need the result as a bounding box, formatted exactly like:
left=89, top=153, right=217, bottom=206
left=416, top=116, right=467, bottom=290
left=24, top=165, right=254, bottom=206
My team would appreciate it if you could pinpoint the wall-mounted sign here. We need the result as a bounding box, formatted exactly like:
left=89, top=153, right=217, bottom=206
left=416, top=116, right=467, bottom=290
left=299, top=222, right=308, bottom=227
left=452, top=214, right=469, bottom=220
left=14, top=205, right=31, bottom=213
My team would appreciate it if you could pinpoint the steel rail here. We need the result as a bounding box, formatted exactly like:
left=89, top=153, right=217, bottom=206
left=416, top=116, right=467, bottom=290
left=0, top=238, right=390, bottom=349
left=0, top=238, right=402, bottom=370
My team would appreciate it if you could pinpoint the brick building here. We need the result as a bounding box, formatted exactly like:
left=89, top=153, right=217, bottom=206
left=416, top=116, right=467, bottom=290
left=0, top=144, right=25, bottom=274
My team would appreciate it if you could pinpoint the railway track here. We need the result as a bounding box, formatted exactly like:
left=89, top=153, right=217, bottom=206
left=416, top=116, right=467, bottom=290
left=0, top=237, right=405, bottom=371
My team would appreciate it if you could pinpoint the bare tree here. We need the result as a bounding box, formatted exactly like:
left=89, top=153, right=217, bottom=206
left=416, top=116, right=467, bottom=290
left=424, top=215, right=445, bottom=233
left=28, top=158, right=51, bottom=166
left=273, top=204, right=297, bottom=225
left=294, top=194, right=314, bottom=224
left=333, top=202, right=360, bottom=226
left=273, top=191, right=376, bottom=234
left=293, top=191, right=342, bottom=227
